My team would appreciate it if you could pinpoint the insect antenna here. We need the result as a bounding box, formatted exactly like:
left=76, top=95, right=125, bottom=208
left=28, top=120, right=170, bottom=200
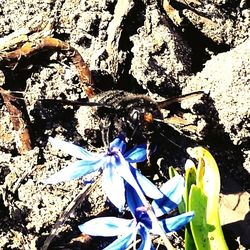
left=37, top=98, right=112, bottom=108
left=130, top=123, right=139, bottom=141
left=0, top=88, right=26, bottom=101
left=159, top=132, right=183, bottom=149
left=3, top=90, right=26, bottom=95
left=157, top=91, right=205, bottom=109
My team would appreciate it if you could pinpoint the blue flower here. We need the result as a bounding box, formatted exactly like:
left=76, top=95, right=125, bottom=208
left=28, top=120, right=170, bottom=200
left=78, top=175, right=194, bottom=250
left=43, top=135, right=163, bottom=211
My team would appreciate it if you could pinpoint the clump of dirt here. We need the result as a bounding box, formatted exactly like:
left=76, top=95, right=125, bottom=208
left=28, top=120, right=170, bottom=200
left=0, top=0, right=249, bottom=249
left=184, top=39, right=250, bottom=174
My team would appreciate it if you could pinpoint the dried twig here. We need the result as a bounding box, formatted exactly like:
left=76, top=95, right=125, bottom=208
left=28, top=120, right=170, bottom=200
left=0, top=88, right=32, bottom=154
left=0, top=34, right=94, bottom=153
left=0, top=14, right=53, bottom=51
left=0, top=70, right=5, bottom=86
left=0, top=37, right=94, bottom=97
left=163, top=0, right=183, bottom=26
left=41, top=176, right=101, bottom=250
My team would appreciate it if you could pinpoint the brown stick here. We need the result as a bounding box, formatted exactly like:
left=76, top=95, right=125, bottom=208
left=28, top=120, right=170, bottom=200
left=0, top=37, right=95, bottom=97
left=41, top=175, right=101, bottom=250
left=0, top=37, right=95, bottom=153
left=0, top=88, right=32, bottom=154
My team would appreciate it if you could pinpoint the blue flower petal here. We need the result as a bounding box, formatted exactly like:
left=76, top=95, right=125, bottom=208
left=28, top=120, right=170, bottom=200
left=139, top=212, right=152, bottom=230
left=138, top=225, right=154, bottom=250
left=125, top=182, right=144, bottom=217
left=109, top=134, right=126, bottom=153
left=115, top=154, right=146, bottom=202
left=159, top=175, right=185, bottom=199
left=125, top=183, right=152, bottom=230
left=104, top=232, right=135, bottom=250
left=130, top=166, right=163, bottom=200
left=102, top=165, right=126, bottom=211
left=124, top=144, right=147, bottom=163
left=42, top=158, right=104, bottom=184
left=78, top=217, right=133, bottom=236
left=152, top=175, right=185, bottom=217
left=49, top=137, right=100, bottom=160
left=152, top=211, right=194, bottom=234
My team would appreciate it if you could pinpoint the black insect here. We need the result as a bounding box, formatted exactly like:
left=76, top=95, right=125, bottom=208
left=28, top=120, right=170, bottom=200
left=79, top=90, right=163, bottom=146
left=52, top=89, right=204, bottom=149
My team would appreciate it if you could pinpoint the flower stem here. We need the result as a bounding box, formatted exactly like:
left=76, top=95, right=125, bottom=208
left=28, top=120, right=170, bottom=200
left=147, top=209, right=175, bottom=250
left=136, top=187, right=175, bottom=250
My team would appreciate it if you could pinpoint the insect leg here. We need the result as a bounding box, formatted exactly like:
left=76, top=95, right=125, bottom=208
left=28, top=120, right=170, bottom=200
left=99, top=118, right=111, bottom=149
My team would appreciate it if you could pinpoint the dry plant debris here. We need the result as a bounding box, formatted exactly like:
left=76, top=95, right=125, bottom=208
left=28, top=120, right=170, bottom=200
left=0, top=22, right=94, bottom=153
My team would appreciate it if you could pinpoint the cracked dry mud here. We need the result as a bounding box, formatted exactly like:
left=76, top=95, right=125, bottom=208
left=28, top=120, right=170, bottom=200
left=0, top=0, right=249, bottom=249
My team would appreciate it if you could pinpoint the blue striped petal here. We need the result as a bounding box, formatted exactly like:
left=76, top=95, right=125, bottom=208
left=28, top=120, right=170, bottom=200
left=78, top=217, right=133, bottom=236
left=138, top=225, right=154, bottom=250
left=152, top=211, right=194, bottom=233
left=109, top=134, right=126, bottom=153
left=130, top=166, right=163, bottom=200
left=115, top=155, right=145, bottom=202
left=152, top=175, right=184, bottom=217
left=102, top=165, right=125, bottom=211
left=125, top=183, right=152, bottom=230
left=124, top=144, right=147, bottom=163
left=104, top=232, right=135, bottom=250
left=42, top=158, right=104, bottom=184
left=125, top=182, right=143, bottom=217
left=49, top=137, right=101, bottom=160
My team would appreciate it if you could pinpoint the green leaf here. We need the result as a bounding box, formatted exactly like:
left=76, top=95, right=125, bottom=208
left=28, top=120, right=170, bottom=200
left=168, top=166, right=179, bottom=179
left=185, top=224, right=197, bottom=250
left=196, top=158, right=205, bottom=189
left=187, top=147, right=229, bottom=250
left=184, top=162, right=197, bottom=210
left=184, top=161, right=197, bottom=250
left=189, top=185, right=210, bottom=249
